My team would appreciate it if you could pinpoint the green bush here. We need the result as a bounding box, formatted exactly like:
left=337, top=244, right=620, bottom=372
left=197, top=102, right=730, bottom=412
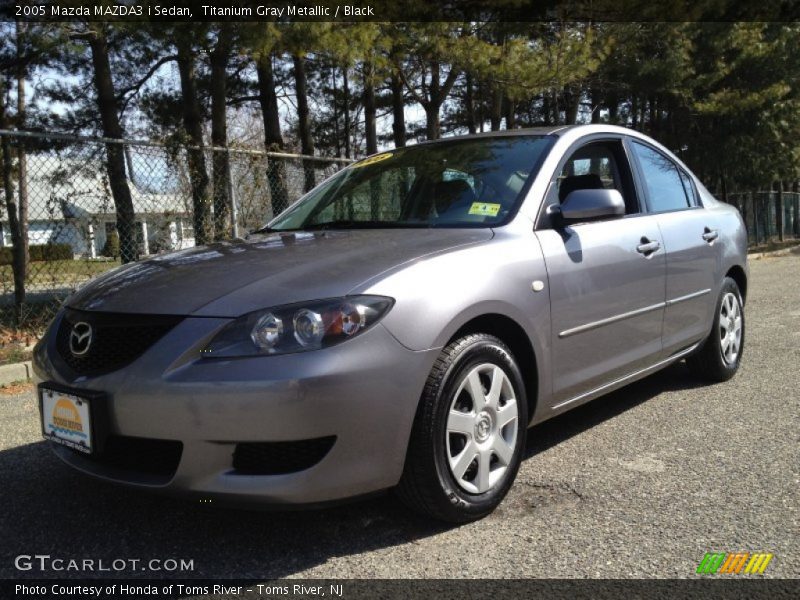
left=101, top=229, right=120, bottom=259
left=0, top=243, right=73, bottom=265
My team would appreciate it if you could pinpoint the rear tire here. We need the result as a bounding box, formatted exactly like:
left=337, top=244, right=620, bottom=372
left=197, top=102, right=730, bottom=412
left=686, top=277, right=745, bottom=382
left=396, top=333, right=528, bottom=523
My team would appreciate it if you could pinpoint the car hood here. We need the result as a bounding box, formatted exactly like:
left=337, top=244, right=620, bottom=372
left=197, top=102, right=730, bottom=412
left=66, top=229, right=493, bottom=317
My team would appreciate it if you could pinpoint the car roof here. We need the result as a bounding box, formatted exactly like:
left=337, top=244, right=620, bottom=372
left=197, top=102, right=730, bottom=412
left=407, top=124, right=648, bottom=145
left=404, top=124, right=692, bottom=169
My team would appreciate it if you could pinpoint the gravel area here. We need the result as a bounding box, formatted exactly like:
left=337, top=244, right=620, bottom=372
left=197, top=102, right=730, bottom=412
left=1, top=255, right=797, bottom=581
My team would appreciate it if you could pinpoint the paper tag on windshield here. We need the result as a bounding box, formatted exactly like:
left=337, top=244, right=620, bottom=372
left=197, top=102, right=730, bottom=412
left=468, top=202, right=501, bottom=217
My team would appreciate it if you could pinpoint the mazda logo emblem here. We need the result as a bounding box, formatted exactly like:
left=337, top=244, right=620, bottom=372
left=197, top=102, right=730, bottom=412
left=69, top=322, right=93, bottom=357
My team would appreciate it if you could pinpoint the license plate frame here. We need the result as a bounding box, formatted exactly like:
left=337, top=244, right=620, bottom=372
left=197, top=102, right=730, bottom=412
left=39, top=383, right=110, bottom=455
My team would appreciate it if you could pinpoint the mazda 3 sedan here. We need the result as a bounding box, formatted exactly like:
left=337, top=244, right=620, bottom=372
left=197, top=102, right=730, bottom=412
left=33, top=125, right=747, bottom=522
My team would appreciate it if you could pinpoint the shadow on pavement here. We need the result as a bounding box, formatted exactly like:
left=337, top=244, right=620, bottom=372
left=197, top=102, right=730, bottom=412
left=525, top=361, right=704, bottom=458
left=1, top=362, right=702, bottom=579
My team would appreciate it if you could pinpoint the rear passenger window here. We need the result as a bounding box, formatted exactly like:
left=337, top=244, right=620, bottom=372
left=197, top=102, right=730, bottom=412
left=631, top=141, right=691, bottom=212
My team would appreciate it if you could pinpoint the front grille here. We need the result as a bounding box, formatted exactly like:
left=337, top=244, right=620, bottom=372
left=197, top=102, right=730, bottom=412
left=232, top=436, right=336, bottom=475
left=56, top=309, right=183, bottom=376
left=76, top=435, right=183, bottom=479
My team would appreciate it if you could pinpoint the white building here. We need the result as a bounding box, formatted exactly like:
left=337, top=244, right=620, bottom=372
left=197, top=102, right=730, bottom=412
left=0, top=156, right=195, bottom=257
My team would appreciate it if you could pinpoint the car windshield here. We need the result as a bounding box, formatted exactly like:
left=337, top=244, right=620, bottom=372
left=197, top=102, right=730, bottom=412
left=265, top=135, right=553, bottom=231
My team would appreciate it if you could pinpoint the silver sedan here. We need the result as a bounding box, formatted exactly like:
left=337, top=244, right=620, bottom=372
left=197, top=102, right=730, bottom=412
left=33, top=125, right=748, bottom=522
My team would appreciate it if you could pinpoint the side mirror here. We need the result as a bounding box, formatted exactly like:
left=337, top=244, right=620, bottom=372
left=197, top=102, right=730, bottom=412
left=559, top=188, right=625, bottom=223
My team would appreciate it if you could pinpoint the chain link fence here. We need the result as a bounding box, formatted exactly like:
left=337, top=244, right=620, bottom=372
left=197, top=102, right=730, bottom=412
left=2, top=128, right=799, bottom=335
left=0, top=129, right=350, bottom=331
left=727, top=191, right=800, bottom=246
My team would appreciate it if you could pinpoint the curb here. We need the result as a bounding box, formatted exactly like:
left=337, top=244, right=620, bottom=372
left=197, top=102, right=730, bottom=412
left=747, top=244, right=800, bottom=260
left=0, top=361, right=32, bottom=386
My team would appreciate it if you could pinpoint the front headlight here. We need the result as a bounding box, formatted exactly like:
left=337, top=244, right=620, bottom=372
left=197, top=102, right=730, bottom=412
left=202, top=295, right=394, bottom=358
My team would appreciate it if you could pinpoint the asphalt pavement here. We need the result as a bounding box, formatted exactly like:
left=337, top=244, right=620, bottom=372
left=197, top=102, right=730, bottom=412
left=1, top=255, right=797, bottom=581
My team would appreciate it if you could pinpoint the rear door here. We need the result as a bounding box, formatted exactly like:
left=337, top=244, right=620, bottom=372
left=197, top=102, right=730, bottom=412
left=536, top=137, right=666, bottom=407
left=627, top=139, right=718, bottom=356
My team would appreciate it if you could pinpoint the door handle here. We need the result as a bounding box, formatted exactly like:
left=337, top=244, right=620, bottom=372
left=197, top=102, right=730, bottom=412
left=702, top=227, right=719, bottom=243
left=636, top=238, right=661, bottom=256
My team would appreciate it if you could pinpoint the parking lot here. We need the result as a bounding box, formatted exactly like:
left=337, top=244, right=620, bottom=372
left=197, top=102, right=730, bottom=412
left=1, top=255, right=797, bottom=581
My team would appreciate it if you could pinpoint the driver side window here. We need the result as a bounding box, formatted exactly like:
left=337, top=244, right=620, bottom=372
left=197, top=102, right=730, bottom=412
left=557, top=141, right=637, bottom=214
left=549, top=141, right=640, bottom=215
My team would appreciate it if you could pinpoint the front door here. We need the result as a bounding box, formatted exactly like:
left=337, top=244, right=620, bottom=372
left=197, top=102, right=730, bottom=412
left=536, top=139, right=666, bottom=407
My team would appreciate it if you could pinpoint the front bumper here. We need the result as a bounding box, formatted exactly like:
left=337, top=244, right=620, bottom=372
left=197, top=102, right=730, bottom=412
left=33, top=312, right=438, bottom=505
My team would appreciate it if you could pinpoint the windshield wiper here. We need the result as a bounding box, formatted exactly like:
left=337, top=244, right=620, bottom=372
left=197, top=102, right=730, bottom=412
left=250, top=225, right=282, bottom=234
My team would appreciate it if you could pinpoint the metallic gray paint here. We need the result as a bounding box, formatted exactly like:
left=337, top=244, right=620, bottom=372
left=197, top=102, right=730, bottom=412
left=33, top=124, right=748, bottom=505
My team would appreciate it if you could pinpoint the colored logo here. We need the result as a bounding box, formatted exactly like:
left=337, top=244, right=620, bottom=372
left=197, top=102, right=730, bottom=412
left=51, top=398, right=86, bottom=439
left=697, top=552, right=773, bottom=575
left=69, top=321, right=93, bottom=356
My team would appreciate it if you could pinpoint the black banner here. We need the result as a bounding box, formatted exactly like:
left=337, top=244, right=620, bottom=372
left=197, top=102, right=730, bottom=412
left=4, top=0, right=800, bottom=23
left=3, top=579, right=800, bottom=600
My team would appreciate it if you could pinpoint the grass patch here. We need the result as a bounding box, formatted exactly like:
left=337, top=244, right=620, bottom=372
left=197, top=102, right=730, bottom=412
left=0, top=258, right=120, bottom=288
left=0, top=326, right=37, bottom=366
left=0, top=345, right=32, bottom=365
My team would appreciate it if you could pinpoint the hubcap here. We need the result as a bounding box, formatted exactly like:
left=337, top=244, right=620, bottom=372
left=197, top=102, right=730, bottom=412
left=719, top=292, right=742, bottom=365
left=446, top=363, right=519, bottom=494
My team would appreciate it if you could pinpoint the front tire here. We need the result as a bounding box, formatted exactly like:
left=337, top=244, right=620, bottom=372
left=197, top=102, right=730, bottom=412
left=686, top=276, right=745, bottom=382
left=396, top=333, right=528, bottom=523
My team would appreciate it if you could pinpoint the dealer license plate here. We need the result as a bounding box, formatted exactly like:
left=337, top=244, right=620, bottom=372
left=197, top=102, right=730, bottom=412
left=41, top=387, right=93, bottom=454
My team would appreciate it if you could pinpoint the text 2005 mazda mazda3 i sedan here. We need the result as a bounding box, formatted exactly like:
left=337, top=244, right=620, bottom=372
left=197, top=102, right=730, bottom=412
left=33, top=125, right=748, bottom=522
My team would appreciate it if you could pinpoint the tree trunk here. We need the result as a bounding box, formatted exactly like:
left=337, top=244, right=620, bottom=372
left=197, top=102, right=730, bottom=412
left=477, top=81, right=485, bottom=132
left=465, top=73, right=476, bottom=134
left=424, top=104, right=441, bottom=140
left=608, top=93, right=619, bottom=124
left=490, top=86, right=502, bottom=131
left=0, top=80, right=25, bottom=325
left=504, top=97, right=516, bottom=129
left=551, top=90, right=561, bottom=125
left=720, top=171, right=728, bottom=203
left=15, top=21, right=28, bottom=286
left=210, top=25, right=233, bottom=239
left=542, top=94, right=552, bottom=126
left=390, top=72, right=406, bottom=147
left=256, top=53, right=289, bottom=215
left=424, top=61, right=445, bottom=140
left=565, top=86, right=580, bottom=125
left=590, top=87, right=602, bottom=123
left=343, top=67, right=351, bottom=159
left=330, top=65, right=341, bottom=157
left=176, top=39, right=212, bottom=245
left=363, top=60, right=378, bottom=155
left=256, top=54, right=284, bottom=150
left=638, top=96, right=646, bottom=129
left=87, top=25, right=137, bottom=263
left=292, top=54, right=316, bottom=191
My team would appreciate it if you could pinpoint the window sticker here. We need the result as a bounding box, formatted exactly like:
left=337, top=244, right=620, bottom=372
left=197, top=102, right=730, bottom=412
left=468, top=202, right=501, bottom=217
